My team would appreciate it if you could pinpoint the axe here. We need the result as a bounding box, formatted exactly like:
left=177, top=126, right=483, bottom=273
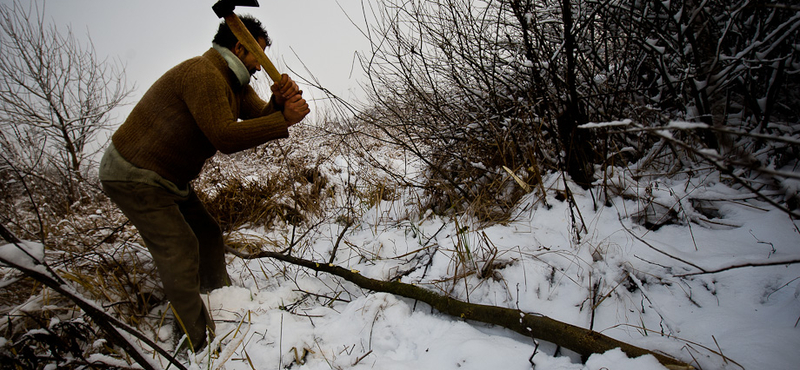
left=212, top=0, right=282, bottom=84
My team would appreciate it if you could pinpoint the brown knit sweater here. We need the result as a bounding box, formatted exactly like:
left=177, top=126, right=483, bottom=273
left=112, top=48, right=289, bottom=187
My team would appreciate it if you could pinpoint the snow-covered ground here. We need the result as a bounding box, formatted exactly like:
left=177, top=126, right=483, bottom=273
left=183, top=166, right=800, bottom=370
left=3, top=128, right=798, bottom=370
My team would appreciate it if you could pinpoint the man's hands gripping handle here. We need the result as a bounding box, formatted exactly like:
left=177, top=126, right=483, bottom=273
left=272, top=74, right=310, bottom=126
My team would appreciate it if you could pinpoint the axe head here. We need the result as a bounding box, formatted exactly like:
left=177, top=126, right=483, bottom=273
left=213, top=0, right=260, bottom=18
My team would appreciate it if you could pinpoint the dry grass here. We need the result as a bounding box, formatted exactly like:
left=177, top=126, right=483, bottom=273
left=0, top=188, right=171, bottom=368
left=196, top=146, right=334, bottom=234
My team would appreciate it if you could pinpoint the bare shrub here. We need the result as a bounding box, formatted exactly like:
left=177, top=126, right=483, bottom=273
left=0, top=0, right=131, bottom=241
left=352, top=0, right=800, bottom=226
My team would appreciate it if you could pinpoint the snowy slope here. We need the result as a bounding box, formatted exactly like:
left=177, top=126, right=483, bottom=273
left=184, top=162, right=800, bottom=370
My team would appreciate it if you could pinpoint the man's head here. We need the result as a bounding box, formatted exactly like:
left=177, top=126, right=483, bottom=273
left=213, top=15, right=271, bottom=75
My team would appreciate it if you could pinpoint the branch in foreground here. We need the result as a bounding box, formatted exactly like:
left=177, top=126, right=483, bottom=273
left=0, top=230, right=187, bottom=370
left=228, top=247, right=694, bottom=369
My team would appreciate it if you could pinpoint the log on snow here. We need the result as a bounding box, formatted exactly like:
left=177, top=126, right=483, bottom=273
left=229, top=248, right=693, bottom=369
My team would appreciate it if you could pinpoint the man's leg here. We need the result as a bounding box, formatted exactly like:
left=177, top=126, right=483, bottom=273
left=102, top=181, right=213, bottom=351
left=179, top=190, right=231, bottom=293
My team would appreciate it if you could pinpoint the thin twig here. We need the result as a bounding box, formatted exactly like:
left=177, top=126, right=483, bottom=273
left=328, top=221, right=352, bottom=264
left=620, top=218, right=706, bottom=272
left=675, top=258, right=800, bottom=277
left=353, top=349, right=373, bottom=366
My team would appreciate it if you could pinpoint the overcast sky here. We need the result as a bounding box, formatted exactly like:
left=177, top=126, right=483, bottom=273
left=14, top=0, right=373, bottom=123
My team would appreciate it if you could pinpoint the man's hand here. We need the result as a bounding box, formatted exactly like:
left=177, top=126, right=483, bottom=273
left=271, top=73, right=309, bottom=126
left=283, top=92, right=310, bottom=126
left=271, top=74, right=301, bottom=107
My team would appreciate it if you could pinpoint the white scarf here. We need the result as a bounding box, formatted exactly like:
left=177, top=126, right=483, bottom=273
left=212, top=43, right=250, bottom=86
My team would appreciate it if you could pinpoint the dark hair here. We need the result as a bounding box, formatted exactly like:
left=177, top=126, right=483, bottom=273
left=212, top=15, right=271, bottom=50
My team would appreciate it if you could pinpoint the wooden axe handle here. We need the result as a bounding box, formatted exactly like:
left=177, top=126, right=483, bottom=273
left=223, top=13, right=282, bottom=83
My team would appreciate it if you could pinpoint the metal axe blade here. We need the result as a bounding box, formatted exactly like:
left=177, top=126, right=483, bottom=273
left=213, top=0, right=259, bottom=18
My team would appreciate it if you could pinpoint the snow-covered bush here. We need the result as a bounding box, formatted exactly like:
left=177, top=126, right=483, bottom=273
left=353, top=0, right=800, bottom=225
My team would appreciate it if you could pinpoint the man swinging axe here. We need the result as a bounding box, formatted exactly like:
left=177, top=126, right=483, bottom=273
left=99, top=0, right=309, bottom=352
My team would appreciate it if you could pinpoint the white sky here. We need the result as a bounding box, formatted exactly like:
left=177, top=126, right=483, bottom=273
left=16, top=0, right=373, bottom=124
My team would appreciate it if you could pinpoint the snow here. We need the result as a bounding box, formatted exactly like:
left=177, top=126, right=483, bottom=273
left=667, top=121, right=709, bottom=130
left=201, top=289, right=553, bottom=369
left=646, top=39, right=665, bottom=54
left=171, top=172, right=800, bottom=370
left=85, top=353, right=142, bottom=368
left=0, top=240, right=47, bottom=275
left=782, top=179, right=800, bottom=201
left=3, top=135, right=799, bottom=370
left=578, top=119, right=632, bottom=129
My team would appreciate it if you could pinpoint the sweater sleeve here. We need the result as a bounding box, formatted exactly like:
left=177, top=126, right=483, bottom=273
left=181, top=64, right=289, bottom=154
left=240, top=85, right=282, bottom=119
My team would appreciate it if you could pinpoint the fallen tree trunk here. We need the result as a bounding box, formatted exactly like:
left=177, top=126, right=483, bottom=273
left=228, top=247, right=693, bottom=369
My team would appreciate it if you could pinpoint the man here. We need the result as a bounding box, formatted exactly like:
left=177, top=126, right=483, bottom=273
left=99, top=16, right=309, bottom=352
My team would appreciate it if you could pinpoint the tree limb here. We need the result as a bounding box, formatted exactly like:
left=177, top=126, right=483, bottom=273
left=228, top=246, right=694, bottom=369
